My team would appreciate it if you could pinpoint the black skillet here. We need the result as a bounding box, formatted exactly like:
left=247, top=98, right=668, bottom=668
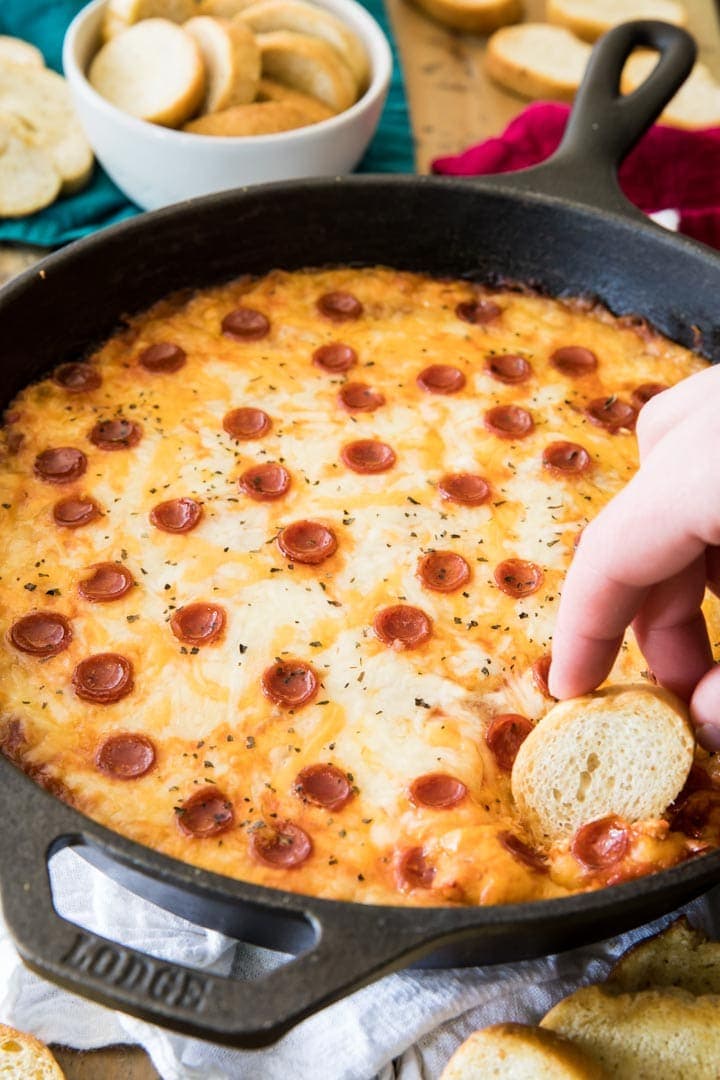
left=0, top=18, right=719, bottom=1049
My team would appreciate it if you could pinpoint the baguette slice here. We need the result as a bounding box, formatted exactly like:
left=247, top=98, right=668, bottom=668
left=410, top=0, right=522, bottom=34
left=622, top=53, right=720, bottom=129
left=256, top=30, right=357, bottom=110
left=546, top=0, right=687, bottom=42
left=440, top=1022, right=607, bottom=1079
left=511, top=684, right=694, bottom=843
left=0, top=123, right=60, bottom=217
left=608, top=918, right=720, bottom=996
left=183, top=98, right=320, bottom=133
left=0, top=1023, right=66, bottom=1079
left=89, top=19, right=206, bottom=128
left=102, top=0, right=197, bottom=41
left=184, top=16, right=260, bottom=112
left=256, top=76, right=335, bottom=120
left=200, top=0, right=258, bottom=13
left=485, top=23, right=590, bottom=101
left=0, top=36, right=45, bottom=69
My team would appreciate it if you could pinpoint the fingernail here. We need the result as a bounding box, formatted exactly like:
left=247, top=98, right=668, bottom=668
left=696, top=724, right=720, bottom=753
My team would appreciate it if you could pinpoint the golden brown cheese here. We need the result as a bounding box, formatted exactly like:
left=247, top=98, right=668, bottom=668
left=0, top=267, right=715, bottom=907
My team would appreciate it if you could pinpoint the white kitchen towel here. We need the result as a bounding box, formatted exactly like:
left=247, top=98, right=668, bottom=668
left=0, top=845, right=718, bottom=1080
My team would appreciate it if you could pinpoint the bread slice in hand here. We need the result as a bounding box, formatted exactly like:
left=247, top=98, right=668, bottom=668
left=440, top=1022, right=607, bottom=1079
left=409, top=0, right=522, bottom=34
left=622, top=52, right=720, bottom=129
left=546, top=0, right=687, bottom=43
left=102, top=0, right=197, bottom=41
left=0, top=36, right=45, bottom=69
left=0, top=1023, right=66, bottom=1079
left=184, top=98, right=321, bottom=133
left=184, top=16, right=260, bottom=112
left=485, top=23, right=590, bottom=101
left=256, top=76, right=334, bottom=120
left=256, top=30, right=357, bottom=110
left=511, top=684, right=694, bottom=843
left=608, top=917, right=720, bottom=996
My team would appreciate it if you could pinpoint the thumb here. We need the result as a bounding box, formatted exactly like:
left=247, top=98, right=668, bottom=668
left=690, top=664, right=720, bottom=752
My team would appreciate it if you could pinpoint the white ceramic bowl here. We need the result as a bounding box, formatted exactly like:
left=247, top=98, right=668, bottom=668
left=63, top=0, right=392, bottom=210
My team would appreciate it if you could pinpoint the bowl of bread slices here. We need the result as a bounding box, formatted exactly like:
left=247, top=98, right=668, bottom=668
left=62, top=0, right=392, bottom=209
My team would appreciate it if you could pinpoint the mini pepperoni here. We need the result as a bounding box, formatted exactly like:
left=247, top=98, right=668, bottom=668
left=72, top=653, right=133, bottom=704
left=396, top=846, right=435, bottom=890
left=455, top=299, right=501, bottom=324
left=53, top=496, right=101, bottom=528
left=410, top=773, right=467, bottom=809
left=262, top=661, right=318, bottom=708
left=374, top=605, right=432, bottom=649
left=177, top=788, right=234, bottom=838
left=90, top=418, right=142, bottom=450
left=221, top=307, right=270, bottom=341
left=239, top=462, right=291, bottom=501
left=223, top=407, right=271, bottom=440
left=139, top=342, right=186, bottom=373
left=484, top=405, right=534, bottom=439
left=486, top=354, right=531, bottom=384
left=277, top=520, right=337, bottom=565
left=438, top=473, right=490, bottom=506
left=95, top=733, right=155, bottom=779
left=79, top=563, right=134, bottom=602
left=34, top=447, right=87, bottom=484
left=317, top=291, right=363, bottom=321
left=671, top=790, right=720, bottom=839
left=150, top=497, right=202, bottom=533
left=532, top=654, right=554, bottom=698
left=543, top=441, right=591, bottom=475
left=313, top=342, right=357, bottom=373
left=417, top=364, right=466, bottom=394
left=250, top=821, right=312, bottom=868
left=171, top=603, right=226, bottom=646
left=494, top=559, right=543, bottom=598
left=53, top=362, right=101, bottom=392
left=417, top=551, right=470, bottom=593
left=10, top=612, right=72, bottom=657
left=586, top=397, right=637, bottom=433
left=486, top=714, right=534, bottom=771
left=294, top=763, right=353, bottom=810
left=571, top=815, right=630, bottom=870
left=631, top=382, right=668, bottom=410
left=341, top=439, right=395, bottom=474
left=499, top=832, right=548, bottom=873
left=338, top=382, right=384, bottom=412
left=551, top=346, right=598, bottom=375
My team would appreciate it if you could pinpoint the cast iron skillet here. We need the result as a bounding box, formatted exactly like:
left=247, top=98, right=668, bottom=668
left=0, top=18, right=719, bottom=1049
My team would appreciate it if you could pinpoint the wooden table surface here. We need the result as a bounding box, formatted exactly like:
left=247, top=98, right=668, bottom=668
left=2, top=1, right=719, bottom=1075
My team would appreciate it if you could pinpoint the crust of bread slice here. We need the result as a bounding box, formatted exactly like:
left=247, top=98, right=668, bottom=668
left=511, top=684, right=694, bottom=843
left=485, top=23, right=590, bottom=101
left=440, top=1022, right=607, bottom=1079
left=0, top=36, right=45, bottom=69
left=410, top=0, right=521, bottom=34
left=184, top=98, right=321, bottom=133
left=256, top=30, right=357, bottom=110
left=0, top=1022, right=66, bottom=1079
left=239, top=0, right=369, bottom=91
left=622, top=52, right=720, bottom=129
left=546, top=0, right=687, bottom=43
left=184, top=16, right=260, bottom=112
left=256, top=76, right=335, bottom=120
left=608, top=917, right=720, bottom=996
left=89, top=19, right=206, bottom=128
left=102, top=0, right=197, bottom=41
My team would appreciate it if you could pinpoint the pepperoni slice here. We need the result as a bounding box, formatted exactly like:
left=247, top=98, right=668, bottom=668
left=484, top=405, right=534, bottom=439
left=90, top=418, right=142, bottom=450
left=341, top=439, right=395, bottom=474
left=223, top=407, right=271, bottom=440
left=10, top=612, right=72, bottom=657
left=95, top=733, right=155, bottom=779
left=396, top=846, right=435, bottom=890
left=338, top=382, right=384, bottom=412
left=139, top=342, right=186, bottom=373
left=317, top=291, right=363, bottom=321
left=532, top=654, right=554, bottom=698
left=313, top=342, right=357, bottom=373
left=34, top=447, right=87, bottom=484
left=261, top=661, right=318, bottom=708
left=171, top=603, right=226, bottom=645
left=551, top=346, right=598, bottom=375
left=177, top=788, right=235, bottom=838
left=486, top=354, right=531, bottom=384
left=294, top=763, right=353, bottom=810
left=542, top=441, right=591, bottom=475
left=586, top=397, right=637, bottom=433
left=631, top=382, right=668, bottom=410
left=417, top=364, right=466, bottom=394
left=79, top=562, right=134, bottom=602
left=485, top=714, right=534, bottom=771
left=239, top=463, right=291, bottom=501
left=571, top=816, right=630, bottom=870
left=373, top=605, right=432, bottom=649
left=671, top=790, right=720, bottom=839
left=150, top=497, right=202, bottom=534
left=53, top=362, right=101, bottom=392
left=72, top=653, right=134, bottom=704
left=417, top=550, right=470, bottom=593
left=221, top=307, right=270, bottom=341
left=410, top=773, right=467, bottom=809
left=277, top=520, right=337, bottom=565
left=438, top=473, right=490, bottom=506
left=499, top=831, right=548, bottom=873
left=250, top=821, right=312, bottom=867
left=494, top=559, right=543, bottom=598
left=53, top=496, right=101, bottom=528
left=455, top=299, right=501, bottom=324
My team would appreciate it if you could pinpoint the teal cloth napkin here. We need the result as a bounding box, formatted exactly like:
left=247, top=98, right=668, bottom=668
left=0, top=0, right=414, bottom=247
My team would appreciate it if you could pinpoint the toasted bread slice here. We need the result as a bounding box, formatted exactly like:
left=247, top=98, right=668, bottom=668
left=485, top=23, right=590, bottom=101
left=608, top=918, right=720, bottom=996
left=0, top=123, right=60, bottom=217
left=440, top=1022, right=607, bottom=1079
left=542, top=986, right=720, bottom=1080
left=184, top=98, right=321, bottom=132
left=546, top=0, right=686, bottom=42
left=0, top=1023, right=66, bottom=1078
left=511, top=685, right=694, bottom=843
left=199, top=0, right=258, bottom=13
left=256, top=30, right=356, bottom=110
left=256, top=76, right=335, bottom=120
left=0, top=36, right=45, bottom=69
left=410, top=0, right=521, bottom=34
left=622, top=52, right=720, bottom=129
left=240, top=0, right=369, bottom=90
left=184, top=15, right=260, bottom=112
left=102, top=0, right=197, bottom=41
left=89, top=19, right=206, bottom=128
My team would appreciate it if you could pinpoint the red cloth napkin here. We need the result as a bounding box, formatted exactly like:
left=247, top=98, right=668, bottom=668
left=432, top=102, right=720, bottom=250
